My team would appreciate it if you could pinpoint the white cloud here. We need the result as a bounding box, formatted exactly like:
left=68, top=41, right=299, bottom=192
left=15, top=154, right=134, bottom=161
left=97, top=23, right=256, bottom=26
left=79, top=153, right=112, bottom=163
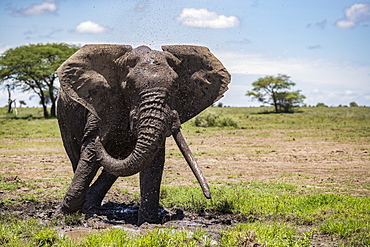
left=75, top=21, right=108, bottom=34
left=336, top=3, right=370, bottom=28
left=9, top=0, right=57, bottom=17
left=218, top=51, right=370, bottom=89
left=345, top=90, right=354, bottom=95
left=177, top=8, right=240, bottom=29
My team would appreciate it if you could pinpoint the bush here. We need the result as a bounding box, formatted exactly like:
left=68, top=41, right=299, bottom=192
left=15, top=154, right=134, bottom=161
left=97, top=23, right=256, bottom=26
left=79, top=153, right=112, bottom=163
left=193, top=112, right=238, bottom=128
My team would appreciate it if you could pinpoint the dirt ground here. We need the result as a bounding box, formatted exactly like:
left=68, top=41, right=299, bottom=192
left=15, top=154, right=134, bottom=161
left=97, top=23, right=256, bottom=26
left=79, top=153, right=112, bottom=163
left=0, top=129, right=369, bottom=244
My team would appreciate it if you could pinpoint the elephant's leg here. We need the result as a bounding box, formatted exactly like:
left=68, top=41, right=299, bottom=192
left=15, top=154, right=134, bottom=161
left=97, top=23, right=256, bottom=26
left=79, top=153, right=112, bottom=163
left=61, top=113, right=100, bottom=213
left=84, top=170, right=118, bottom=211
left=138, top=143, right=165, bottom=225
left=57, top=91, right=86, bottom=172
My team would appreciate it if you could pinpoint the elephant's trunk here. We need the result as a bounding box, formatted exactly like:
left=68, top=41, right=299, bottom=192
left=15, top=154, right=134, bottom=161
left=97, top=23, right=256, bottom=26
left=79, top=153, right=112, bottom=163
left=95, top=89, right=168, bottom=177
left=95, top=89, right=212, bottom=199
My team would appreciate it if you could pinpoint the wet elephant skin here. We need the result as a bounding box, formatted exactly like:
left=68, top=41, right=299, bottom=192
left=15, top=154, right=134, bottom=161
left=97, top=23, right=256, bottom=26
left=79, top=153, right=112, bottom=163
left=57, top=44, right=230, bottom=225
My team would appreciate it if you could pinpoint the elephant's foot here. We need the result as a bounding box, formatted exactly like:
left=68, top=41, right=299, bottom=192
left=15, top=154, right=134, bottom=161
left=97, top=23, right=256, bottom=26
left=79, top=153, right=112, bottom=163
left=82, top=196, right=103, bottom=214
left=60, top=177, right=92, bottom=214
left=83, top=187, right=106, bottom=213
left=60, top=193, right=85, bottom=214
left=137, top=207, right=161, bottom=226
left=83, top=170, right=118, bottom=213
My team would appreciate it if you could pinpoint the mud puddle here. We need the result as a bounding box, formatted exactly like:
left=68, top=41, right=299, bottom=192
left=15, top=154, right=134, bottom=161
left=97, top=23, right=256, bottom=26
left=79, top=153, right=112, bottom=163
left=2, top=200, right=246, bottom=241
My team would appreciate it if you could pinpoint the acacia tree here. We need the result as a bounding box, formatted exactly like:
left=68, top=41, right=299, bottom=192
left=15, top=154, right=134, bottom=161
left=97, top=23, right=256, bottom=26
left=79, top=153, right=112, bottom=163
left=246, top=74, right=306, bottom=113
left=0, top=43, right=79, bottom=117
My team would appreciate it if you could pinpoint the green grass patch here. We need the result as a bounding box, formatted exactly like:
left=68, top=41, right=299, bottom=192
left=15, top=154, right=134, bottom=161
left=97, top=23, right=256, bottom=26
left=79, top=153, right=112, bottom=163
left=0, top=176, right=35, bottom=191
left=0, top=216, right=312, bottom=246
left=0, top=107, right=60, bottom=139
left=183, top=106, right=370, bottom=142
left=1, top=106, right=369, bottom=142
left=83, top=228, right=215, bottom=247
left=0, top=107, right=46, bottom=119
left=220, top=222, right=313, bottom=246
left=0, top=215, right=215, bottom=246
left=161, top=181, right=299, bottom=214
left=0, top=118, right=60, bottom=139
left=0, top=215, right=63, bottom=246
left=160, top=182, right=370, bottom=245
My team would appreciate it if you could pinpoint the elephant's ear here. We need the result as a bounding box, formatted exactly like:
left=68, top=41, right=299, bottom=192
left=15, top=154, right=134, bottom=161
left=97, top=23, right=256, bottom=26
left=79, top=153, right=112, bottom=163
left=57, top=44, right=132, bottom=118
left=162, top=45, right=230, bottom=123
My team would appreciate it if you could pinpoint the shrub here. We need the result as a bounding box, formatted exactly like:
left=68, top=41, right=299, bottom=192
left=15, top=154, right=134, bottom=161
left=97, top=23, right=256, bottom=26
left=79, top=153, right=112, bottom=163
left=193, top=112, right=238, bottom=128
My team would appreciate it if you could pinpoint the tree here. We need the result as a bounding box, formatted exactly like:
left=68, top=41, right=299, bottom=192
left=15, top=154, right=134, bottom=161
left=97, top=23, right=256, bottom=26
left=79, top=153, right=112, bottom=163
left=2, top=83, right=16, bottom=113
left=0, top=43, right=79, bottom=117
left=246, top=74, right=306, bottom=113
left=349, top=102, right=358, bottom=107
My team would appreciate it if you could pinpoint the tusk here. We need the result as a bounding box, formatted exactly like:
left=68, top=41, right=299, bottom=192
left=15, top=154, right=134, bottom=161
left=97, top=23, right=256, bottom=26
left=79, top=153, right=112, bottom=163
left=172, top=129, right=211, bottom=199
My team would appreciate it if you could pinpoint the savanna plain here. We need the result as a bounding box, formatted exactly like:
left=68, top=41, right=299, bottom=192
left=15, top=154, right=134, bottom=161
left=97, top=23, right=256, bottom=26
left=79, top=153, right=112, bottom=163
left=0, top=106, right=369, bottom=246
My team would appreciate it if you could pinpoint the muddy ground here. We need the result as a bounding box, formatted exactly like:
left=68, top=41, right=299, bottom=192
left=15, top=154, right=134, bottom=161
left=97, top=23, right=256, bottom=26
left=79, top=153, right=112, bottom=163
left=0, top=129, right=369, bottom=245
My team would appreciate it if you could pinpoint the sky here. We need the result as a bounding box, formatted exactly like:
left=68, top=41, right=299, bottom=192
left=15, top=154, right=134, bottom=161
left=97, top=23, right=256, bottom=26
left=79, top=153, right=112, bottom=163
left=0, top=0, right=370, bottom=107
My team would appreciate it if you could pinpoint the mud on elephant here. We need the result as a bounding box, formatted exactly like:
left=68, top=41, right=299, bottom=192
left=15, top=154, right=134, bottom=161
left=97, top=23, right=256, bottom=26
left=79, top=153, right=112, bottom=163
left=56, top=44, right=230, bottom=225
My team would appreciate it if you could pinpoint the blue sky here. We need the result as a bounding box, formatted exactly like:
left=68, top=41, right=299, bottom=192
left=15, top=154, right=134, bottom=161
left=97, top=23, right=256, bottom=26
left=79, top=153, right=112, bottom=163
left=1, top=0, right=369, bottom=107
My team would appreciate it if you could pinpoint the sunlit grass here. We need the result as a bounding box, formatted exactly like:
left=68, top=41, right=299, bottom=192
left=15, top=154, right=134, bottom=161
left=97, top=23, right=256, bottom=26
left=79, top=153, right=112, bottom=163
left=0, top=215, right=214, bottom=246
left=1, top=106, right=369, bottom=142
left=184, top=106, right=370, bottom=143
left=0, top=215, right=63, bottom=246
left=220, top=222, right=313, bottom=247
left=2, top=182, right=369, bottom=246
left=0, top=118, right=60, bottom=139
left=0, top=175, right=36, bottom=191
left=160, top=182, right=370, bottom=245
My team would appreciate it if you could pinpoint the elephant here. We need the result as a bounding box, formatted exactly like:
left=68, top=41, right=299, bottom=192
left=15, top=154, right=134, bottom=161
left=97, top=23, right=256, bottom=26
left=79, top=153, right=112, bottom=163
left=56, top=44, right=230, bottom=225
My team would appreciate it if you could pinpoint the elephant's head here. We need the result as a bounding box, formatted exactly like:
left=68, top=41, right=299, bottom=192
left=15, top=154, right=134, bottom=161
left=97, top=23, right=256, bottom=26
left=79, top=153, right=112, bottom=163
left=57, top=44, right=230, bottom=198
